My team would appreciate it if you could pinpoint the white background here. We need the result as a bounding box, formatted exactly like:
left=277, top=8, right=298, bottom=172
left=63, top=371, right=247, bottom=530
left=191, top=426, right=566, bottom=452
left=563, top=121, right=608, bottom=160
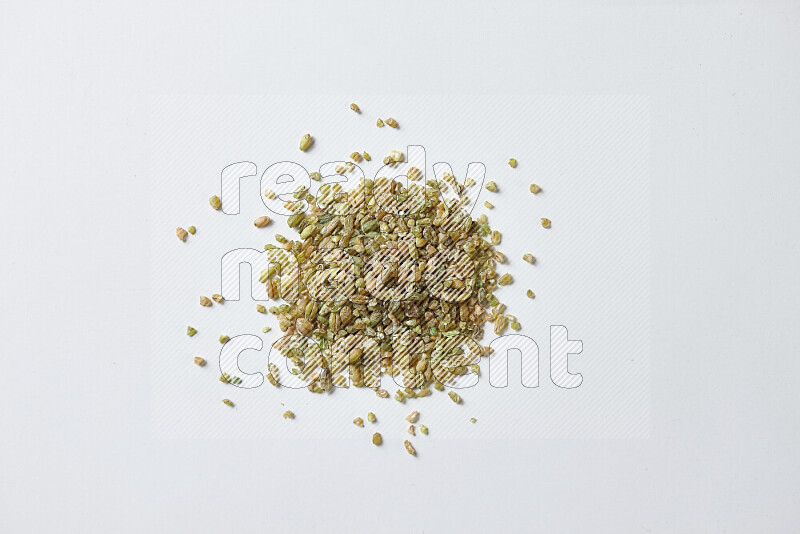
left=1, top=1, right=799, bottom=533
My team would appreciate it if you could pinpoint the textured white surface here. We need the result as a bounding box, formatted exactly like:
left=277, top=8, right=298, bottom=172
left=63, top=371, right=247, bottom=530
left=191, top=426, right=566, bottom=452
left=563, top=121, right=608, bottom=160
left=2, top=1, right=799, bottom=533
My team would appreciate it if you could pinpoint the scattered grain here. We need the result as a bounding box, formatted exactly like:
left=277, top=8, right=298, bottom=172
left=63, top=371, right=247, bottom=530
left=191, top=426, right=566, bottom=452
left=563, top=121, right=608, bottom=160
left=299, top=134, right=313, bottom=152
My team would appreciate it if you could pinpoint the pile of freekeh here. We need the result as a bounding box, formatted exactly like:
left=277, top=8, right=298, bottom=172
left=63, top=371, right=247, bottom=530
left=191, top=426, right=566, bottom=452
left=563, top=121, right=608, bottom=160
left=179, top=102, right=549, bottom=455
